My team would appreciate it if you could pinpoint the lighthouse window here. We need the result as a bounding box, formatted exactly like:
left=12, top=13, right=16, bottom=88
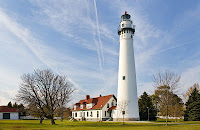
left=123, top=76, right=125, bottom=80
left=122, top=24, right=124, bottom=27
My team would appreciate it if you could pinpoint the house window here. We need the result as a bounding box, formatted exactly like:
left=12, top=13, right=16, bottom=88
left=122, top=24, right=124, bottom=27
left=107, top=103, right=109, bottom=108
left=97, top=111, right=99, bottom=117
left=123, top=76, right=125, bottom=80
left=75, top=112, right=77, bottom=117
left=3, top=113, right=10, bottom=119
left=111, top=102, right=114, bottom=107
left=91, top=112, right=93, bottom=117
left=127, top=30, right=128, bottom=33
left=83, top=112, right=85, bottom=117
left=124, top=30, right=125, bottom=33
left=131, top=35, right=132, bottom=38
left=72, top=113, right=74, bottom=117
left=87, top=112, right=89, bottom=117
left=105, top=111, right=106, bottom=117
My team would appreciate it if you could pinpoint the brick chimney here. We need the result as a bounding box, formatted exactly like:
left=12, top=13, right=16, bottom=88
left=86, top=95, right=90, bottom=100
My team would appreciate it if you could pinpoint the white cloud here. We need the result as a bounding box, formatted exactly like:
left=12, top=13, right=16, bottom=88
left=180, top=65, right=200, bottom=93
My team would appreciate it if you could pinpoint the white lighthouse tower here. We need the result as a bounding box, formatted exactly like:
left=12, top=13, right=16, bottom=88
left=114, top=12, right=139, bottom=121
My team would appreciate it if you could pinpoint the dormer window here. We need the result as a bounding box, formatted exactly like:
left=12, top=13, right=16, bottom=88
left=80, top=104, right=84, bottom=109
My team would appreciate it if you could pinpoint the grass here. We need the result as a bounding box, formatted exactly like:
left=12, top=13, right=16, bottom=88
left=0, top=119, right=200, bottom=130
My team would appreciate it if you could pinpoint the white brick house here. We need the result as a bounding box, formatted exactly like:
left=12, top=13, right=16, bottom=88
left=71, top=95, right=117, bottom=121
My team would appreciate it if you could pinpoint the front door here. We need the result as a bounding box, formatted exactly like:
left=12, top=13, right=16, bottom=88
left=3, top=113, right=10, bottom=119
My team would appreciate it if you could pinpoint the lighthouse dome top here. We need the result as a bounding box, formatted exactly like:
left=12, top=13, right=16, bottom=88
left=121, top=11, right=131, bottom=21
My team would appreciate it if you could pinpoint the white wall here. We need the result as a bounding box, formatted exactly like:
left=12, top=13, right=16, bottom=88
left=86, top=103, right=94, bottom=109
left=10, top=112, right=19, bottom=120
left=0, top=113, right=2, bottom=119
left=101, top=96, right=117, bottom=118
left=0, top=112, right=19, bottom=120
left=72, top=110, right=101, bottom=120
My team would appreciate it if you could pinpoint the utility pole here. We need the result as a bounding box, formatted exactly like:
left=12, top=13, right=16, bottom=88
left=100, top=105, right=102, bottom=122
left=147, top=107, right=149, bottom=121
left=166, top=88, right=168, bottom=126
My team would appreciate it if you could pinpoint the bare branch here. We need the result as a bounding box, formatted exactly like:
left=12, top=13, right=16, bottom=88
left=16, top=69, right=74, bottom=125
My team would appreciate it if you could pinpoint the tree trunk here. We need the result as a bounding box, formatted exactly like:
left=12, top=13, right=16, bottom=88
left=51, top=118, right=55, bottom=125
left=40, top=117, right=44, bottom=124
left=123, top=115, right=124, bottom=125
left=61, top=111, right=63, bottom=122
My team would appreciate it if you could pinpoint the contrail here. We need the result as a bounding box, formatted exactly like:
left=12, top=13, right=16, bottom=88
left=93, top=0, right=104, bottom=62
left=84, top=0, right=105, bottom=83
left=84, top=0, right=102, bottom=71
left=151, top=40, right=197, bottom=55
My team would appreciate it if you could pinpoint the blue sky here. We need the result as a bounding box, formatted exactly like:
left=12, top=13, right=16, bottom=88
left=0, top=0, right=200, bottom=106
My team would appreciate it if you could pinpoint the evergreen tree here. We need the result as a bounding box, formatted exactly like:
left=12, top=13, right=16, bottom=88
left=184, top=88, right=200, bottom=121
left=17, top=104, right=26, bottom=116
left=7, top=101, right=12, bottom=108
left=13, top=102, right=18, bottom=108
left=138, top=92, right=157, bottom=120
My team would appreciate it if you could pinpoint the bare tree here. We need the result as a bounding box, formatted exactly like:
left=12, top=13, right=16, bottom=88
left=153, top=70, right=180, bottom=93
left=117, top=100, right=128, bottom=125
left=153, top=70, right=181, bottom=126
left=16, top=69, right=74, bottom=125
left=183, top=83, right=200, bottom=102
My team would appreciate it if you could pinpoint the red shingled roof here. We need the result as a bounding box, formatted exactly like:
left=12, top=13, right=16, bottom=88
left=72, top=94, right=115, bottom=111
left=0, top=106, right=18, bottom=112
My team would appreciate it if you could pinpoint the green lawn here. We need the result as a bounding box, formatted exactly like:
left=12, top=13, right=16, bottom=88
left=0, top=119, right=200, bottom=130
